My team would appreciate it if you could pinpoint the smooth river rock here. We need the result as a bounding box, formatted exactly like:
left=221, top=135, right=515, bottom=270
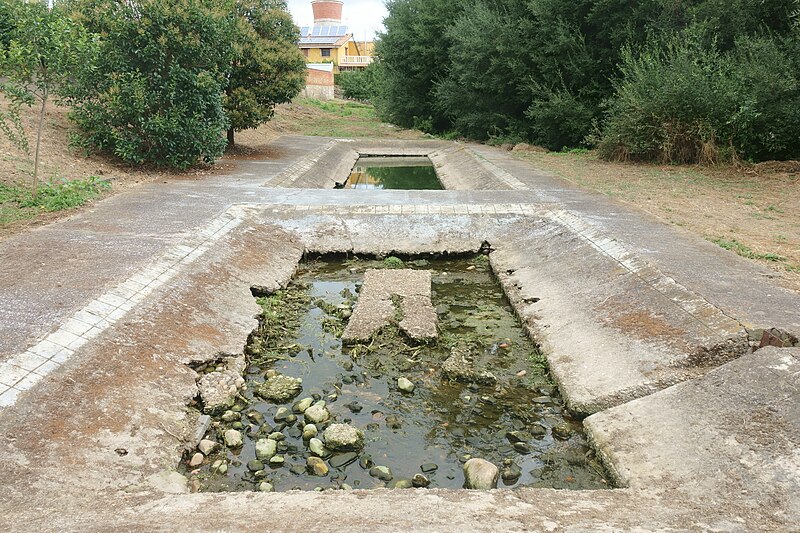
left=397, top=377, right=415, bottom=393
left=307, top=457, right=330, bottom=477
left=463, top=458, right=499, bottom=489
left=255, top=438, right=277, bottom=461
left=304, top=403, right=331, bottom=424
left=223, top=429, right=243, bottom=448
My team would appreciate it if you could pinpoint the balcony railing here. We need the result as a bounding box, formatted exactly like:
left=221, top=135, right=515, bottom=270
left=341, top=55, right=374, bottom=66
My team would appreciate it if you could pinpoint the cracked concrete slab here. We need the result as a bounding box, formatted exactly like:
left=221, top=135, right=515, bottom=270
left=342, top=269, right=437, bottom=342
left=2, top=136, right=800, bottom=531
left=585, top=347, right=800, bottom=526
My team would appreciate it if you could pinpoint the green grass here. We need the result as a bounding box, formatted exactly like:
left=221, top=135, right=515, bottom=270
left=0, top=176, right=110, bottom=226
left=710, top=237, right=786, bottom=262
left=302, top=98, right=377, bottom=119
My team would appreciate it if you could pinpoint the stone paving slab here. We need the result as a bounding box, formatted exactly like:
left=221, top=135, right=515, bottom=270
left=585, top=347, right=800, bottom=526
left=342, top=269, right=437, bottom=342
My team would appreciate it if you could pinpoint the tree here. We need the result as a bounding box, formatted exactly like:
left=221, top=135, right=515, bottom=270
left=374, top=0, right=464, bottom=132
left=64, top=0, right=237, bottom=169
left=0, top=0, right=94, bottom=198
left=224, top=0, right=306, bottom=146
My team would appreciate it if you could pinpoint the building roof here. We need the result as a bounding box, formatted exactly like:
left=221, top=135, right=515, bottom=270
left=307, top=63, right=335, bottom=72
left=299, top=34, right=351, bottom=48
left=300, top=25, right=349, bottom=37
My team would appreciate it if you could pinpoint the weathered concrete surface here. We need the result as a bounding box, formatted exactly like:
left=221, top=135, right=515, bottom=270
left=342, top=269, right=437, bottom=342
left=2, top=136, right=800, bottom=531
left=585, top=347, right=800, bottom=527
left=1, top=213, right=798, bottom=531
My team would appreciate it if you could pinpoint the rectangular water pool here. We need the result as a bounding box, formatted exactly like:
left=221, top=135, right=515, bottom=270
left=343, top=156, right=443, bottom=190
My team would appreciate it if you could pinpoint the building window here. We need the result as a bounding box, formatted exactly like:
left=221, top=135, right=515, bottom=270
left=321, top=49, right=331, bottom=57
left=303, top=49, right=309, bottom=57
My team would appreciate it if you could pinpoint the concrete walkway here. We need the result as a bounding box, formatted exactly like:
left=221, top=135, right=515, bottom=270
left=0, top=135, right=798, bottom=531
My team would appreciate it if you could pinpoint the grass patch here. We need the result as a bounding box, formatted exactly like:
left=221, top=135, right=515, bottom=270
left=274, top=99, right=423, bottom=139
left=0, top=176, right=110, bottom=226
left=710, top=237, right=787, bottom=262
left=302, top=98, right=377, bottom=120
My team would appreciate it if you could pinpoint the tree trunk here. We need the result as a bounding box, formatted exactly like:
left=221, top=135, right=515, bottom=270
left=227, top=127, right=235, bottom=146
left=33, top=87, right=47, bottom=201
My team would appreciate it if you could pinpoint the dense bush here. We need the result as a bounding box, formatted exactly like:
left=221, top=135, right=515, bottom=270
left=336, top=66, right=380, bottom=101
left=64, top=0, right=236, bottom=169
left=225, top=0, right=306, bottom=145
left=597, top=32, right=800, bottom=163
left=376, top=0, right=800, bottom=162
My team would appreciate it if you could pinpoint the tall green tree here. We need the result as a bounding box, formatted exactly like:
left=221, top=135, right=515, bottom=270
left=374, top=0, right=464, bottom=132
left=0, top=0, right=95, bottom=197
left=224, top=0, right=306, bottom=145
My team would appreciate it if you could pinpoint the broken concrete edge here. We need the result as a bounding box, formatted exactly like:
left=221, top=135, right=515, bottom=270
left=583, top=346, right=800, bottom=496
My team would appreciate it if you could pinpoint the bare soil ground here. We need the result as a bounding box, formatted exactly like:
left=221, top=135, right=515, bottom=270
left=514, top=149, right=800, bottom=291
left=0, top=98, right=423, bottom=239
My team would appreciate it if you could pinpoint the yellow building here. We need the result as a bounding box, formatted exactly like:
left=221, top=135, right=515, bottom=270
left=299, top=0, right=374, bottom=73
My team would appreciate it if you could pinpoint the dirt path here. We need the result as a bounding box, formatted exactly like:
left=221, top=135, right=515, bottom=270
left=513, top=149, right=800, bottom=291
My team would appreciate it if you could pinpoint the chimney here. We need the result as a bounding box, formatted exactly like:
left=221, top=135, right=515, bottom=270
left=312, top=0, right=343, bottom=25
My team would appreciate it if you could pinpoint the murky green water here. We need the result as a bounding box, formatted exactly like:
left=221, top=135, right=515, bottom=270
left=183, top=256, right=609, bottom=492
left=343, top=156, right=443, bottom=190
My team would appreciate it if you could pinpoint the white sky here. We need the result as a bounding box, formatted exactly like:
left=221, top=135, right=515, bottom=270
left=286, top=0, right=387, bottom=40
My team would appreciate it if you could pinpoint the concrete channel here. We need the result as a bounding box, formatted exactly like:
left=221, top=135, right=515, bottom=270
left=0, top=136, right=798, bottom=531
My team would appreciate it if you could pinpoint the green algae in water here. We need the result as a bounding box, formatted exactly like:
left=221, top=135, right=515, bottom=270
left=184, top=256, right=610, bottom=492
left=344, top=156, right=443, bottom=190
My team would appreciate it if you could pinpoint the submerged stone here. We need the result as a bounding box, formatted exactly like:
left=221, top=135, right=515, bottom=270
left=441, top=344, right=497, bottom=385
left=256, top=375, right=303, bottom=403
left=323, top=424, right=365, bottom=452
left=369, top=466, right=393, bottom=481
left=412, top=474, right=431, bottom=487
left=247, top=460, right=264, bottom=472
left=307, top=457, right=329, bottom=477
left=329, top=452, right=359, bottom=469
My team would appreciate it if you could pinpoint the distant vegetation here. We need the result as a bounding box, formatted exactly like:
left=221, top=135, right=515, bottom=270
left=371, top=0, right=800, bottom=163
left=0, top=0, right=305, bottom=172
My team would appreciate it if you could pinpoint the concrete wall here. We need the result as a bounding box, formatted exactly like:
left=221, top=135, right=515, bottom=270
left=301, top=84, right=334, bottom=100
left=302, top=68, right=335, bottom=100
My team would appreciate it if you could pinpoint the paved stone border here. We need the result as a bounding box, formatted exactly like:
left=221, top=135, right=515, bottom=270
left=267, top=138, right=343, bottom=187
left=462, top=147, right=528, bottom=190
left=0, top=207, right=247, bottom=407
left=266, top=138, right=526, bottom=190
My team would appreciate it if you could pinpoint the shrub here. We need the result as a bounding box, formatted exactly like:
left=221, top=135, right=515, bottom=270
left=597, top=30, right=800, bottom=163
left=64, top=0, right=236, bottom=169
left=336, top=66, right=379, bottom=101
